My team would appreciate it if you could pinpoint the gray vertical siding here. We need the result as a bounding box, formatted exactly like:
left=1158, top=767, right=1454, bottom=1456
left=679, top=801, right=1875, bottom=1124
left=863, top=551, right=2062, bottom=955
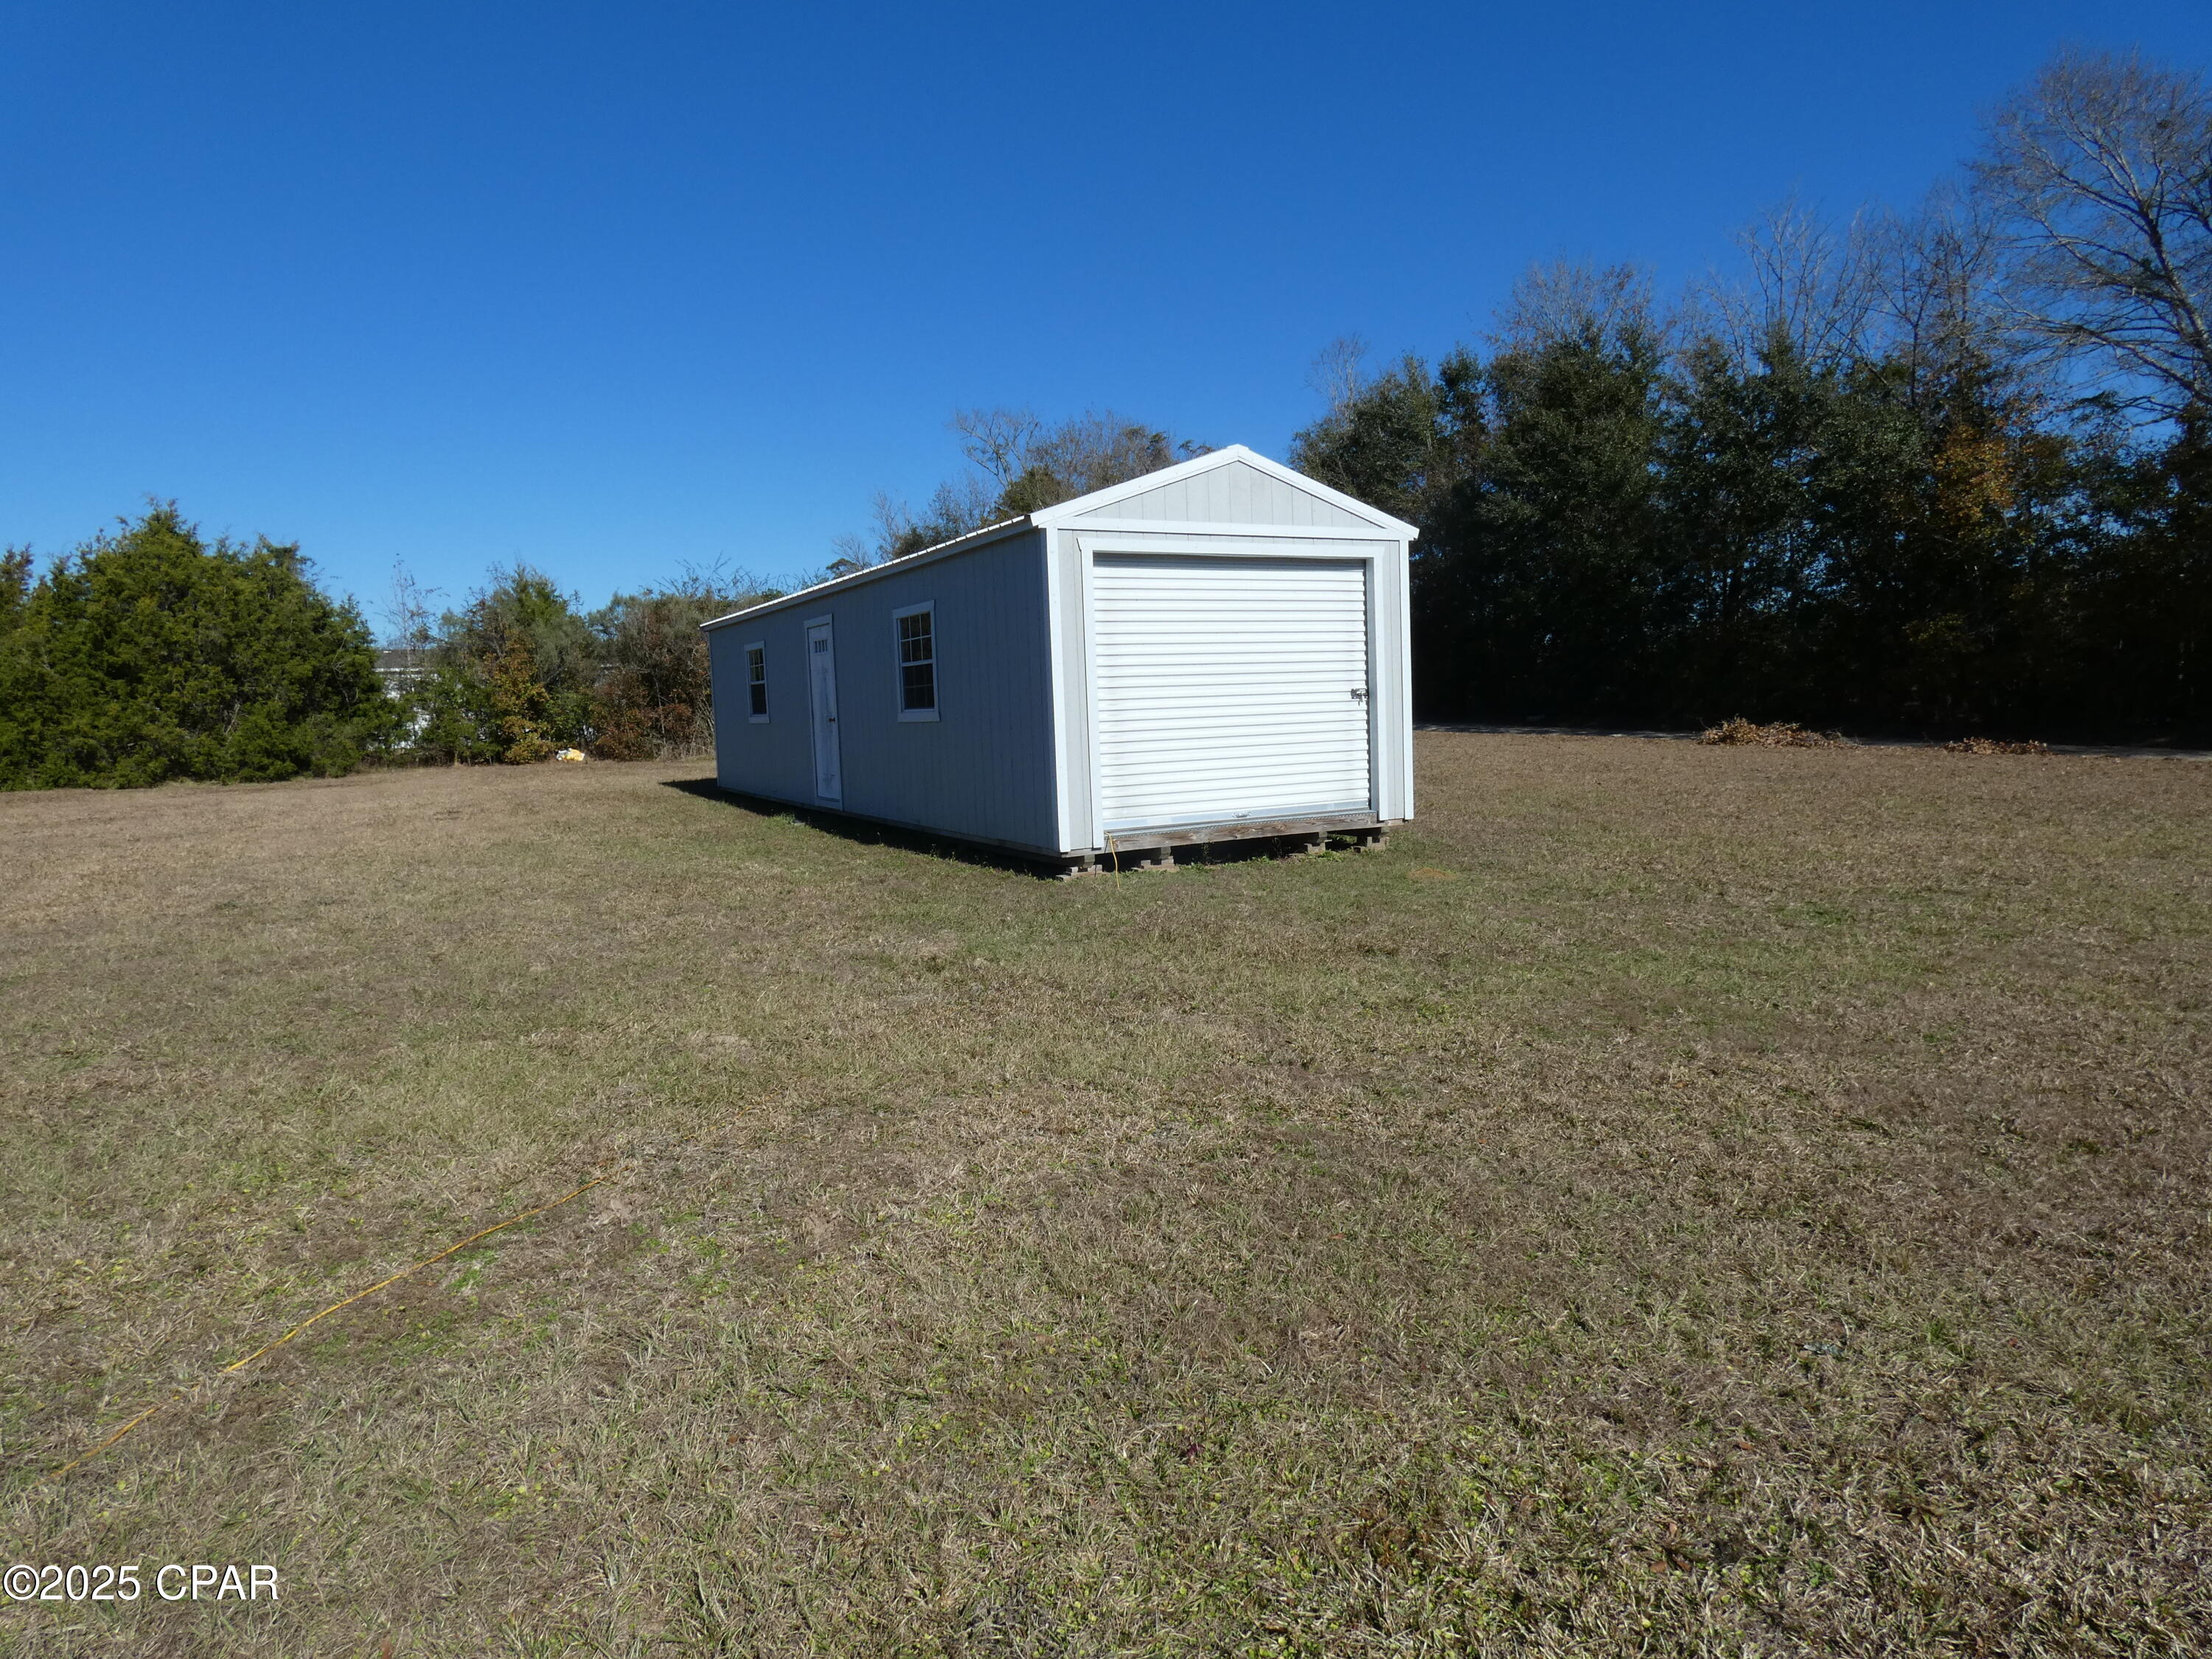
left=709, top=610, right=816, bottom=806
left=707, top=529, right=1061, bottom=854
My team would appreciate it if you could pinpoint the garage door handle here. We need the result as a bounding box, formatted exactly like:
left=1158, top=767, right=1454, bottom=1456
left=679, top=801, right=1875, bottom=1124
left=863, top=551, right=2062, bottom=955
left=1350, top=688, right=1368, bottom=701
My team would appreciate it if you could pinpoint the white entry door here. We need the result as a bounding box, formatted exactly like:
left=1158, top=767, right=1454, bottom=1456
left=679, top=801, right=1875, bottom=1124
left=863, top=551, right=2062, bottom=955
left=806, top=620, right=841, bottom=803
left=1092, top=554, right=1372, bottom=835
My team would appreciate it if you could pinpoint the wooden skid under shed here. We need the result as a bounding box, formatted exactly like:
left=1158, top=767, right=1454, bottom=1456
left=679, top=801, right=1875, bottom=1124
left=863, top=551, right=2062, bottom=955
left=1060, top=813, right=1394, bottom=874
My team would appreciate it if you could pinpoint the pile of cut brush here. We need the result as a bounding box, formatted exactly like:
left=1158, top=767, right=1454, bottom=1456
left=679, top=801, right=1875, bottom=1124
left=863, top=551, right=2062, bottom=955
left=1698, top=717, right=1853, bottom=748
left=1942, top=736, right=2051, bottom=755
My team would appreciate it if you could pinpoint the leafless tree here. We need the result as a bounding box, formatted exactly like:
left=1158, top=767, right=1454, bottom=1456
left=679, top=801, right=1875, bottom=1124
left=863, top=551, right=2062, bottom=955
left=1020, top=412, right=1180, bottom=499
left=950, top=407, right=1044, bottom=489
left=824, top=531, right=873, bottom=574
left=1859, top=185, right=2039, bottom=415
left=834, top=407, right=1195, bottom=567
left=1307, top=335, right=1371, bottom=415
left=378, top=561, right=442, bottom=667
left=1688, top=187, right=2042, bottom=417
left=831, top=476, right=1001, bottom=571
left=1492, top=260, right=1664, bottom=357
left=1693, top=198, right=1883, bottom=368
left=1973, top=48, right=2212, bottom=419
left=943, top=406, right=1186, bottom=512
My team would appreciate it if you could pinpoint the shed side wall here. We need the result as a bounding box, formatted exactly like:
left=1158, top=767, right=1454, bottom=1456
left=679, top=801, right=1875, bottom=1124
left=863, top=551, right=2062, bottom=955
left=709, top=611, right=813, bottom=804
left=708, top=529, right=1059, bottom=852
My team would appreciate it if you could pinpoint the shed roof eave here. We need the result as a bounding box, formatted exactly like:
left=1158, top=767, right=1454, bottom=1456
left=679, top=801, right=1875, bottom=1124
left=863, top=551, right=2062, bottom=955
left=698, top=515, right=1036, bottom=632
left=698, top=447, right=1418, bottom=636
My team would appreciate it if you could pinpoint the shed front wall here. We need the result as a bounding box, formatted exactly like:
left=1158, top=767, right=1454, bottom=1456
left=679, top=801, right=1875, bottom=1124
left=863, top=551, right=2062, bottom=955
left=1046, top=526, right=1415, bottom=855
left=708, top=529, right=1060, bottom=852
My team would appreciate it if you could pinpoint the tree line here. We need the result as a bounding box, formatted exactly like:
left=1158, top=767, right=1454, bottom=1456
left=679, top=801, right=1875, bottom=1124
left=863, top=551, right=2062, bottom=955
left=0, top=408, right=1195, bottom=789
left=376, top=562, right=779, bottom=766
left=4, top=48, right=2204, bottom=790
left=0, top=507, right=781, bottom=787
left=1291, top=49, right=2211, bottom=737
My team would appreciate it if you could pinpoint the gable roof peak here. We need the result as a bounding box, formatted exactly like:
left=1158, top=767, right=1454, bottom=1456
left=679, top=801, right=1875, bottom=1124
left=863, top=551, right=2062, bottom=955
left=1029, top=443, right=1417, bottom=536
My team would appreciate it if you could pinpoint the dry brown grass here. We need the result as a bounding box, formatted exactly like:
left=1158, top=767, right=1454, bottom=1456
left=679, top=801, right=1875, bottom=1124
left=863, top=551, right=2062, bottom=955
left=3, top=737, right=2208, bottom=1655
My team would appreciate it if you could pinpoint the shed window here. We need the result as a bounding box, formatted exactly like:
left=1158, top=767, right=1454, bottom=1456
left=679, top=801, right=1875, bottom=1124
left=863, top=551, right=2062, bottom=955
left=745, top=644, right=768, bottom=719
left=895, top=605, right=936, bottom=717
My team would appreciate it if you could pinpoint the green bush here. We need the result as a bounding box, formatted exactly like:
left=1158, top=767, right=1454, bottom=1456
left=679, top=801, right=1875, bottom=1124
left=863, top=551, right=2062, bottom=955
left=403, top=566, right=594, bottom=765
left=588, top=577, right=780, bottom=759
left=0, top=506, right=396, bottom=790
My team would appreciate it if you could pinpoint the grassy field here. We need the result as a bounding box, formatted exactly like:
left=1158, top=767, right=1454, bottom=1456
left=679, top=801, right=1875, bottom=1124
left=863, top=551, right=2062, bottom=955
left=2, top=735, right=2207, bottom=1657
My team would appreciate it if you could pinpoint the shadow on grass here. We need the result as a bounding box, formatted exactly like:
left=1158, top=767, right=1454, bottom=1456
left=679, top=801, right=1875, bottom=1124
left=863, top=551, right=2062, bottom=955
left=659, top=777, right=1071, bottom=879
left=659, top=778, right=1353, bottom=880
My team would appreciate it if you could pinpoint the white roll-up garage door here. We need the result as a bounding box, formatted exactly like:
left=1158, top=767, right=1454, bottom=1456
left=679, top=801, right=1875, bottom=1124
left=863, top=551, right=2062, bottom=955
left=1092, top=554, right=1372, bottom=835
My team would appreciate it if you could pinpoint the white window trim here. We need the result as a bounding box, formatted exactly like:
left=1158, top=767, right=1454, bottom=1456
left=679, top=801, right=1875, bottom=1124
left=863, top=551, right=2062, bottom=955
left=743, top=640, right=770, bottom=722
left=891, top=601, right=939, bottom=723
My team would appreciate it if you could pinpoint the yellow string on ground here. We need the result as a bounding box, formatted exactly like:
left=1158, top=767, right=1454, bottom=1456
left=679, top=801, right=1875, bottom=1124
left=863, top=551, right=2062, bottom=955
left=40, top=1161, right=639, bottom=1485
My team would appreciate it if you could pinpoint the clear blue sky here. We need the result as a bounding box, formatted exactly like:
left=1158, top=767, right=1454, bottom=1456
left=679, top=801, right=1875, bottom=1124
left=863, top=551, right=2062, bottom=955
left=4, top=1, right=2207, bottom=625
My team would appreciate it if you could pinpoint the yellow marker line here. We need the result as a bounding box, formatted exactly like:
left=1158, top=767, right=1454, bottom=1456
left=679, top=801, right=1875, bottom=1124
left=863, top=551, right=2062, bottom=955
left=40, top=1162, right=637, bottom=1485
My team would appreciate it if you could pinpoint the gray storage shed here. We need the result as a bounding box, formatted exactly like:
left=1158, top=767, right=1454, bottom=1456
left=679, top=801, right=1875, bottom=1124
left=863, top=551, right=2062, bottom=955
left=700, top=445, right=1416, bottom=870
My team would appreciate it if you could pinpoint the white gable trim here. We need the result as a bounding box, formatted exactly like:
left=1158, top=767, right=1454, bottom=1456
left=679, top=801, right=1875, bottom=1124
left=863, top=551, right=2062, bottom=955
left=1063, top=517, right=1401, bottom=541
left=1030, top=444, right=1419, bottom=538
